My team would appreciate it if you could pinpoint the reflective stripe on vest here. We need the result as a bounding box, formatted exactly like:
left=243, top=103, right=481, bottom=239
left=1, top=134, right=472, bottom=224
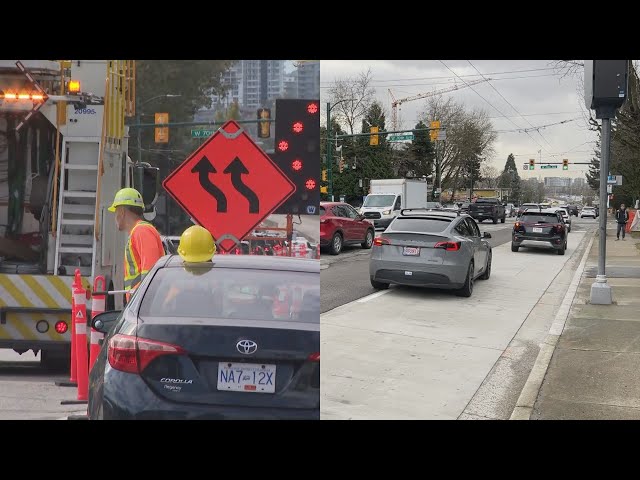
left=123, top=220, right=154, bottom=292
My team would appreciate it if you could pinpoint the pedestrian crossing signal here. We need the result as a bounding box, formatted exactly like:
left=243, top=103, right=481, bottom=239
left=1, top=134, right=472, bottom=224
left=563, top=159, right=569, bottom=170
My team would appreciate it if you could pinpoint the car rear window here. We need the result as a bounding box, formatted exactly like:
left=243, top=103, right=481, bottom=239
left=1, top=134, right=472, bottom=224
left=520, top=213, right=560, bottom=223
left=139, top=267, right=319, bottom=323
left=389, top=216, right=452, bottom=233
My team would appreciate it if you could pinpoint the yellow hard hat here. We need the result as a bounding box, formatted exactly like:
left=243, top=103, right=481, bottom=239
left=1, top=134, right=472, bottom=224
left=108, top=187, right=144, bottom=212
left=178, top=225, right=216, bottom=263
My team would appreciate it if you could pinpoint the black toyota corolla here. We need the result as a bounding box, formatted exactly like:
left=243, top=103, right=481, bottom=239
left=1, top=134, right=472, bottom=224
left=87, top=255, right=320, bottom=420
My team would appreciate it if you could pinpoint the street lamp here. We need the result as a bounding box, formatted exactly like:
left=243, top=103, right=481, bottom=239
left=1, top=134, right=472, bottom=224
left=326, top=98, right=356, bottom=200
left=136, top=94, right=182, bottom=164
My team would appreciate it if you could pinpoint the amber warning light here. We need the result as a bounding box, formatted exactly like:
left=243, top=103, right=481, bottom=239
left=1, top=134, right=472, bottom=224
left=68, top=80, right=81, bottom=93
left=0, top=91, right=46, bottom=102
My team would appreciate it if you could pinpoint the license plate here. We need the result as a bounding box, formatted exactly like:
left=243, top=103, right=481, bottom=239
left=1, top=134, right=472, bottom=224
left=403, top=246, right=420, bottom=256
left=532, top=227, right=543, bottom=233
left=217, top=362, right=276, bottom=393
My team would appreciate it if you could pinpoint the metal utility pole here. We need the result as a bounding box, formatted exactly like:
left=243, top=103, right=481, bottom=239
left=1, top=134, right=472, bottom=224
left=584, top=60, right=629, bottom=305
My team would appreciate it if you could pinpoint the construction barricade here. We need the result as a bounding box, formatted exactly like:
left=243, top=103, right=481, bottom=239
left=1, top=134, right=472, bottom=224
left=626, top=209, right=636, bottom=233
left=89, top=276, right=106, bottom=374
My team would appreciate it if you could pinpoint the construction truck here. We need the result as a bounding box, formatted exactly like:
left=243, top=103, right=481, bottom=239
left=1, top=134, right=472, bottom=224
left=0, top=60, right=158, bottom=369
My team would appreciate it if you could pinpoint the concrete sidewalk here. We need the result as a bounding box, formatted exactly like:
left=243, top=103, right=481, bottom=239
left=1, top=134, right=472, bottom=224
left=516, top=225, right=640, bottom=420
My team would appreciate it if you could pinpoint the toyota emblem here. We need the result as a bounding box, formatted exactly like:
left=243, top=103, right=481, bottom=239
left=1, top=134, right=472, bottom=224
left=236, top=340, right=258, bottom=355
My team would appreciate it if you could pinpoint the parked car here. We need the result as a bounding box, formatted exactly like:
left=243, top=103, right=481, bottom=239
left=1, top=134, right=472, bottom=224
left=369, top=209, right=492, bottom=297
left=320, top=201, right=375, bottom=255
left=512, top=209, right=568, bottom=255
left=88, top=255, right=320, bottom=420
left=580, top=206, right=597, bottom=219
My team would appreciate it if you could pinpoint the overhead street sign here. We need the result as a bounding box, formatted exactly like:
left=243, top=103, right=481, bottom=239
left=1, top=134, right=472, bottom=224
left=388, top=134, right=414, bottom=142
left=191, top=129, right=214, bottom=138
left=163, top=120, right=296, bottom=252
left=540, top=165, right=558, bottom=169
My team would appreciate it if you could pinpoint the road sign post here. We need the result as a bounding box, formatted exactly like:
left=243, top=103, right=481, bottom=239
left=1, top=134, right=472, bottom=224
left=163, top=120, right=296, bottom=252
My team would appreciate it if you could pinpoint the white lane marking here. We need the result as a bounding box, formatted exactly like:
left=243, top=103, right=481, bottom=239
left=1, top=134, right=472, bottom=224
left=356, top=290, right=392, bottom=303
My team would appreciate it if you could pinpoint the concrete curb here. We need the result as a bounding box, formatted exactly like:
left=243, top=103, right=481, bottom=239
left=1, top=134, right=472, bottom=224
left=509, top=231, right=596, bottom=420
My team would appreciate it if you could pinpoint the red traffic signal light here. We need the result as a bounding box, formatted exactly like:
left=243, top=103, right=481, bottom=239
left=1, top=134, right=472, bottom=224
left=292, top=159, right=302, bottom=171
left=305, top=179, right=316, bottom=190
left=307, top=102, right=318, bottom=114
left=277, top=140, right=289, bottom=152
left=292, top=121, right=304, bottom=133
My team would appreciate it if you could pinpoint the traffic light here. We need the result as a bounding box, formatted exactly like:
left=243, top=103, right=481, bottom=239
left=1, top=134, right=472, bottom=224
left=563, top=159, right=569, bottom=170
left=271, top=99, right=320, bottom=215
left=322, top=169, right=327, bottom=181
left=529, top=159, right=535, bottom=170
left=370, top=126, right=379, bottom=146
left=257, top=108, right=271, bottom=138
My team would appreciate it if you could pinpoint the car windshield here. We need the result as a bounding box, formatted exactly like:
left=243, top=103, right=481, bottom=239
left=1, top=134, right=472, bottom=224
left=520, top=213, right=559, bottom=224
left=139, top=266, right=320, bottom=323
left=363, top=195, right=395, bottom=207
left=389, top=217, right=451, bottom=233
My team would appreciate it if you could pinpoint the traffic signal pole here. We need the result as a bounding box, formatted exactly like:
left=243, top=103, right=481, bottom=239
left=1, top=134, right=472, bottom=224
left=326, top=102, right=333, bottom=200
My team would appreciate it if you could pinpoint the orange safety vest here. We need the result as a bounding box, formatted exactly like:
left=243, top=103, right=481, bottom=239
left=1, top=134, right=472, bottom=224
left=124, top=220, right=164, bottom=301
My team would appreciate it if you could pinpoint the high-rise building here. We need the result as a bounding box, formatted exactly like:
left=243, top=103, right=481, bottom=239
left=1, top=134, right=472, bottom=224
left=212, top=60, right=285, bottom=110
left=544, top=177, right=571, bottom=188
left=296, top=62, right=320, bottom=99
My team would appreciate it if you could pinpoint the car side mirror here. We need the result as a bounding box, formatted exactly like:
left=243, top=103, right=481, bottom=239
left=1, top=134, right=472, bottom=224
left=482, top=232, right=492, bottom=239
left=91, top=310, right=122, bottom=335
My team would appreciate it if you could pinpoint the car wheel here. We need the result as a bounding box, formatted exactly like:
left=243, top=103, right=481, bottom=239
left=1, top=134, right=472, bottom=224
left=330, top=233, right=343, bottom=255
left=511, top=243, right=519, bottom=252
left=370, top=277, right=389, bottom=290
left=456, top=262, right=474, bottom=297
left=362, top=229, right=374, bottom=249
left=501, top=217, right=505, bottom=223
left=493, top=217, right=498, bottom=224
left=480, top=251, right=492, bottom=280
left=557, top=243, right=566, bottom=255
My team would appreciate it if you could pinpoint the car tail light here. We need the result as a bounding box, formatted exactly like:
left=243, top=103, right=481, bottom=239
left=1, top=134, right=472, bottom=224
left=553, top=224, right=565, bottom=233
left=108, top=334, right=185, bottom=374
left=434, top=241, right=461, bottom=251
left=55, top=321, right=68, bottom=334
left=373, top=237, right=390, bottom=246
left=308, top=352, right=320, bottom=362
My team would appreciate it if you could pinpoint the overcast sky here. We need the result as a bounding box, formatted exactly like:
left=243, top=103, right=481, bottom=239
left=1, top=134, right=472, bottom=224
left=320, top=60, right=597, bottom=180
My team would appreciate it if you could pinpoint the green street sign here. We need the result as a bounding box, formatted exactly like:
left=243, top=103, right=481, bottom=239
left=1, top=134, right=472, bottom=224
left=191, top=129, right=214, bottom=138
left=540, top=165, right=558, bottom=169
left=388, top=134, right=414, bottom=142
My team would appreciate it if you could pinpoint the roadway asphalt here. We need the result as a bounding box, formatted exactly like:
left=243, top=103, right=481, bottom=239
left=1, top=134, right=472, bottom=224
left=321, top=216, right=597, bottom=419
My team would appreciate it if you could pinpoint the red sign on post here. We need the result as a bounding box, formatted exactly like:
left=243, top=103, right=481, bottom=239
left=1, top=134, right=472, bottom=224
left=163, top=121, right=296, bottom=252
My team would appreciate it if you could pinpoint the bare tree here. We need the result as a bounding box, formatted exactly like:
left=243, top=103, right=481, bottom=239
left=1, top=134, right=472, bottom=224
left=420, top=96, right=497, bottom=196
left=327, top=68, right=376, bottom=135
left=480, top=165, right=499, bottom=188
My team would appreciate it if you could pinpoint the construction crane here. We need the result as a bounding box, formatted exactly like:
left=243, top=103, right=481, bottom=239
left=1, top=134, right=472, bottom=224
left=389, top=78, right=491, bottom=131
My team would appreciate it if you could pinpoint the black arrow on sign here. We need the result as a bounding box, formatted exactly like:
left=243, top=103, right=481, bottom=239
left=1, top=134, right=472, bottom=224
left=223, top=157, right=259, bottom=214
left=191, top=156, right=227, bottom=213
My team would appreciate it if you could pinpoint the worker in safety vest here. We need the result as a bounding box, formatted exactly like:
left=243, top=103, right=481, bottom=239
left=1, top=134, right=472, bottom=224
left=108, top=188, right=164, bottom=303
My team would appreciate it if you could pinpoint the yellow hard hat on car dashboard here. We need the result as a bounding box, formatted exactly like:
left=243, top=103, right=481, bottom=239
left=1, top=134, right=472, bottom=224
left=178, top=225, right=216, bottom=263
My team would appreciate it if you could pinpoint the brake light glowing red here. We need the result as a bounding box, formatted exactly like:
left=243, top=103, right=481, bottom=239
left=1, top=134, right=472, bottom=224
left=55, top=321, right=68, bottom=334
left=308, top=352, right=320, bottom=362
left=373, top=237, right=390, bottom=246
left=434, top=241, right=461, bottom=251
left=108, top=334, right=185, bottom=374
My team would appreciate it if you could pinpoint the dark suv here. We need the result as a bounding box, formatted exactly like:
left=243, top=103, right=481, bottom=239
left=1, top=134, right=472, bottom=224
left=511, top=209, right=568, bottom=255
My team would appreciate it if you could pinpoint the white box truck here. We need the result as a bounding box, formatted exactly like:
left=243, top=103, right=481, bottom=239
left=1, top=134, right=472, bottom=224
left=359, top=179, right=431, bottom=230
